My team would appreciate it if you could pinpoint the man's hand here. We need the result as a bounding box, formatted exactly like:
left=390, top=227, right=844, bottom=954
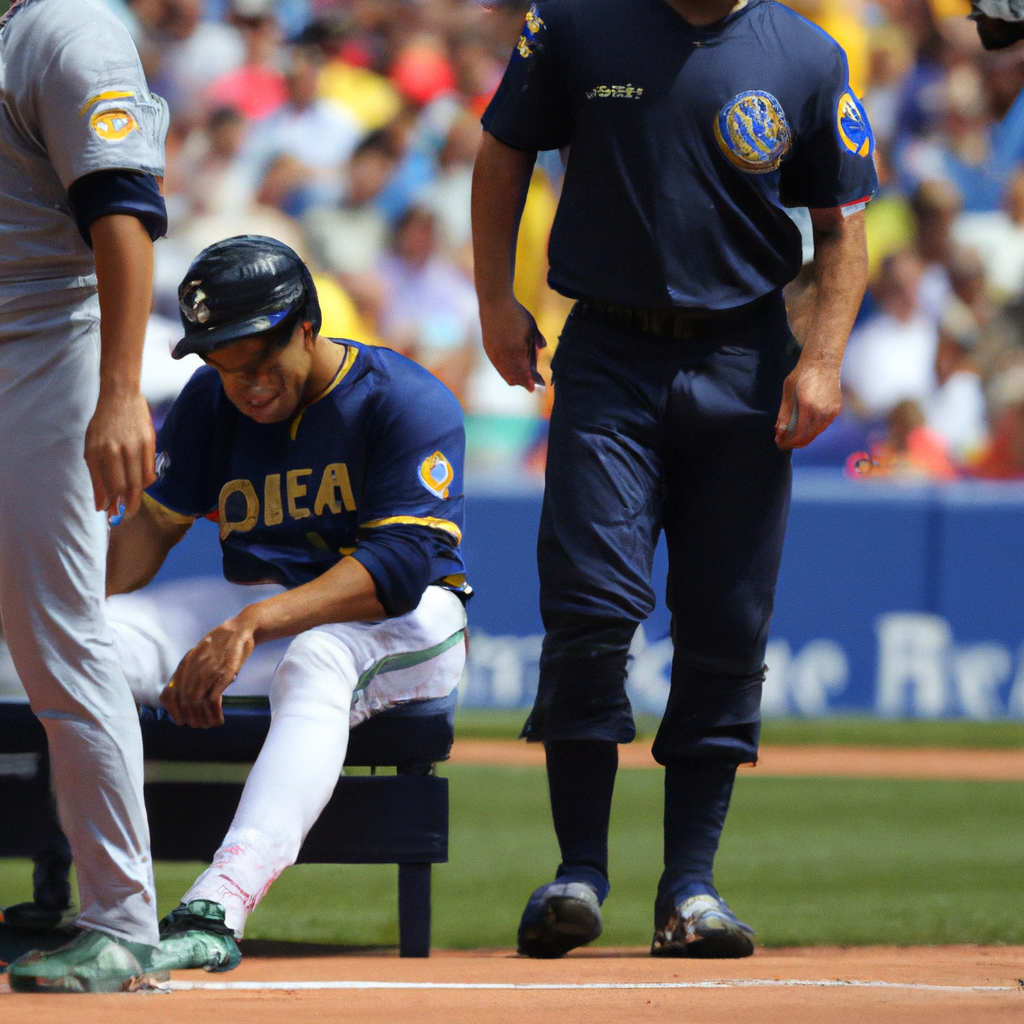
left=775, top=354, right=843, bottom=450
left=160, top=618, right=256, bottom=728
left=86, top=390, right=156, bottom=516
left=89, top=213, right=156, bottom=515
left=776, top=207, right=868, bottom=451
left=480, top=297, right=547, bottom=391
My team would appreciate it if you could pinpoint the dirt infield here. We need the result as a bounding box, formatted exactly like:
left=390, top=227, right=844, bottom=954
left=3, top=946, right=1023, bottom=1023
left=449, top=739, right=1024, bottom=780
left=3, top=742, right=1020, bottom=1020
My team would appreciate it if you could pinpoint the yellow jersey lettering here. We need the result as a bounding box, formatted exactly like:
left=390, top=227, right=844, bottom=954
left=314, top=462, right=356, bottom=515
left=287, top=468, right=313, bottom=519
left=264, top=474, right=283, bottom=526
left=218, top=479, right=259, bottom=539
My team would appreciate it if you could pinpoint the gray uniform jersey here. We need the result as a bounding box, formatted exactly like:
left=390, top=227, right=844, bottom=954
left=0, top=0, right=167, bottom=317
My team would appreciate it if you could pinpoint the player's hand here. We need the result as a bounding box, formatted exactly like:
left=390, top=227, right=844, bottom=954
left=479, top=298, right=547, bottom=392
left=160, top=619, right=256, bottom=729
left=85, top=390, right=156, bottom=518
left=775, top=358, right=842, bottom=451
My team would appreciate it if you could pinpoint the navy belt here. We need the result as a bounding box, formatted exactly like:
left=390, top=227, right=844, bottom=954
left=576, top=293, right=775, bottom=340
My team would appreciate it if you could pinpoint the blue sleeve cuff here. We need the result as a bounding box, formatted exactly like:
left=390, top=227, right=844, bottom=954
left=352, top=526, right=451, bottom=618
left=66, top=169, right=168, bottom=248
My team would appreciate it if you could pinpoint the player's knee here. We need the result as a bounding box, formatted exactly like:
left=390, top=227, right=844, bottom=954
left=270, top=630, right=357, bottom=715
left=652, top=661, right=764, bottom=765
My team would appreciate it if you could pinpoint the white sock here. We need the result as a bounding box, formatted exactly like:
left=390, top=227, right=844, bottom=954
left=183, top=631, right=356, bottom=937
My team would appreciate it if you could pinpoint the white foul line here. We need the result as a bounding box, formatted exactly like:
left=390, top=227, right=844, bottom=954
left=167, top=978, right=1017, bottom=994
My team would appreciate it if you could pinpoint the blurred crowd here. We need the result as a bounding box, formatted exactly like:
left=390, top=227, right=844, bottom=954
left=789, top=0, right=1024, bottom=481
left=21, top=0, right=1024, bottom=480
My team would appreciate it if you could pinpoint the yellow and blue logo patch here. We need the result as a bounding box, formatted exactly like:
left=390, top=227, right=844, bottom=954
left=836, top=91, right=873, bottom=158
left=714, top=91, right=792, bottom=175
left=516, top=4, right=545, bottom=58
left=89, top=107, right=138, bottom=142
left=419, top=451, right=454, bottom=499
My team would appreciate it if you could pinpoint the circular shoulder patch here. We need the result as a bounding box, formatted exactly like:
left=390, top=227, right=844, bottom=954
left=836, top=91, right=873, bottom=158
left=420, top=451, right=454, bottom=499
left=89, top=107, right=138, bottom=142
left=714, top=91, right=792, bottom=175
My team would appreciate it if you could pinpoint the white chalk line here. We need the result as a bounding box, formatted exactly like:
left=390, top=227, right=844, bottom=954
left=166, top=978, right=1018, bottom=994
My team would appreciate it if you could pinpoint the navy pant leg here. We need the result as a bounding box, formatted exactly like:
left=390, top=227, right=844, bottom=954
left=652, top=294, right=798, bottom=766
left=525, top=311, right=664, bottom=744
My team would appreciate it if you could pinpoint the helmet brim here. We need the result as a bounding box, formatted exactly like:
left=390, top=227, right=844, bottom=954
left=172, top=309, right=300, bottom=359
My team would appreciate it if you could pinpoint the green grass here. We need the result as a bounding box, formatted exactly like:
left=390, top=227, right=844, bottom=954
left=4, top=766, right=1022, bottom=948
left=454, top=708, right=1024, bottom=748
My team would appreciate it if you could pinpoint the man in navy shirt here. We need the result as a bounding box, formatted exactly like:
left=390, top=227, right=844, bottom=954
left=103, top=235, right=469, bottom=972
left=472, top=0, right=876, bottom=958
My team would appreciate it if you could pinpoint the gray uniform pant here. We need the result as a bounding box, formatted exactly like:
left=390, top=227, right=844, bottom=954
left=0, top=294, right=158, bottom=945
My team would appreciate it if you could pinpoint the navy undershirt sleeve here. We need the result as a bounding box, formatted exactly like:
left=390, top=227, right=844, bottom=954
left=66, top=169, right=168, bottom=247
left=352, top=525, right=456, bottom=618
left=482, top=1, right=574, bottom=153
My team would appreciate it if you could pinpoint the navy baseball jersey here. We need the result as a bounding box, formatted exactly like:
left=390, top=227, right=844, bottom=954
left=146, top=341, right=469, bottom=609
left=482, top=0, right=878, bottom=309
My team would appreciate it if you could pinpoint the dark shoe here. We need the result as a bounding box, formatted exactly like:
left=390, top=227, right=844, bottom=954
left=7, top=929, right=166, bottom=993
left=2, top=902, right=77, bottom=932
left=651, top=893, right=754, bottom=958
left=150, top=900, right=241, bottom=973
left=517, top=881, right=603, bottom=958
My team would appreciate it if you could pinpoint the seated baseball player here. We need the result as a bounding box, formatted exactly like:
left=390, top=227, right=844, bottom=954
left=104, top=234, right=469, bottom=973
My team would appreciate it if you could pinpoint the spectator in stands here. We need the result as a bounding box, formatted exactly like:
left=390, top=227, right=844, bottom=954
left=954, top=167, right=1024, bottom=300
left=148, top=0, right=245, bottom=129
left=843, top=251, right=939, bottom=417
left=871, top=398, right=958, bottom=480
left=376, top=206, right=479, bottom=405
left=926, top=298, right=989, bottom=462
left=302, top=131, right=395, bottom=280
left=973, top=365, right=1024, bottom=478
left=912, top=179, right=961, bottom=323
left=204, top=0, right=287, bottom=123
left=239, top=42, right=362, bottom=217
left=178, top=106, right=251, bottom=218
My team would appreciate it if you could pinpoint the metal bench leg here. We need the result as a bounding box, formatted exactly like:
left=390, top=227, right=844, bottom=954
left=398, top=862, right=431, bottom=957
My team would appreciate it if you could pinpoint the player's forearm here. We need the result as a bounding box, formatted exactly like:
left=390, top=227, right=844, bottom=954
left=471, top=132, right=537, bottom=307
left=800, top=209, right=869, bottom=372
left=91, top=214, right=153, bottom=398
left=237, top=556, right=386, bottom=646
left=107, top=500, right=189, bottom=595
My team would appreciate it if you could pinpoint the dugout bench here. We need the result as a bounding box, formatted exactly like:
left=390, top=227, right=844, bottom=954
left=0, top=693, right=455, bottom=957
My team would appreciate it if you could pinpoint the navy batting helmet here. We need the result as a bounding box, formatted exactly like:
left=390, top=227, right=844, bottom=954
left=173, top=235, right=322, bottom=359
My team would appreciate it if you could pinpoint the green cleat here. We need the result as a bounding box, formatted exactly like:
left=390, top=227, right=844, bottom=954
left=7, top=929, right=166, bottom=993
left=150, top=900, right=241, bottom=973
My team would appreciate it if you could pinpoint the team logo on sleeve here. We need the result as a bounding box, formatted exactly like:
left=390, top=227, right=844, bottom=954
left=89, top=108, right=139, bottom=142
left=836, top=92, right=873, bottom=158
left=714, top=91, right=792, bottom=174
left=419, top=451, right=454, bottom=499
left=516, top=4, right=544, bottom=58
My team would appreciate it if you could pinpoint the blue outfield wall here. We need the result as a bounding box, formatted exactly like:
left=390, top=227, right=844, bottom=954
left=147, top=470, right=1024, bottom=721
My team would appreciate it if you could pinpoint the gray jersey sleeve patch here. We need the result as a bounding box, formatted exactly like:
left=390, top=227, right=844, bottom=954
left=36, top=18, right=168, bottom=189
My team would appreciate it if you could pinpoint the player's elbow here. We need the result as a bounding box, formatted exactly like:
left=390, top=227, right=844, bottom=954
left=351, top=539, right=434, bottom=618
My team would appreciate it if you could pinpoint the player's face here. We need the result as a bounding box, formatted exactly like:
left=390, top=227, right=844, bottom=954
left=204, top=324, right=314, bottom=423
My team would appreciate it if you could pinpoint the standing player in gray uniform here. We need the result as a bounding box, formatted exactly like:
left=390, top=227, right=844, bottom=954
left=0, top=0, right=170, bottom=994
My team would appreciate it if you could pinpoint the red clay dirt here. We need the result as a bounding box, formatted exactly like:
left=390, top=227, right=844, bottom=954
left=449, top=739, right=1024, bottom=780
left=3, top=946, right=1023, bottom=1023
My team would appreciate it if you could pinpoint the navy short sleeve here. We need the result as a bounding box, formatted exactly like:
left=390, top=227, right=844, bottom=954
left=147, top=367, right=235, bottom=520
left=481, top=2, right=574, bottom=153
left=350, top=371, right=466, bottom=614
left=779, top=41, right=877, bottom=211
